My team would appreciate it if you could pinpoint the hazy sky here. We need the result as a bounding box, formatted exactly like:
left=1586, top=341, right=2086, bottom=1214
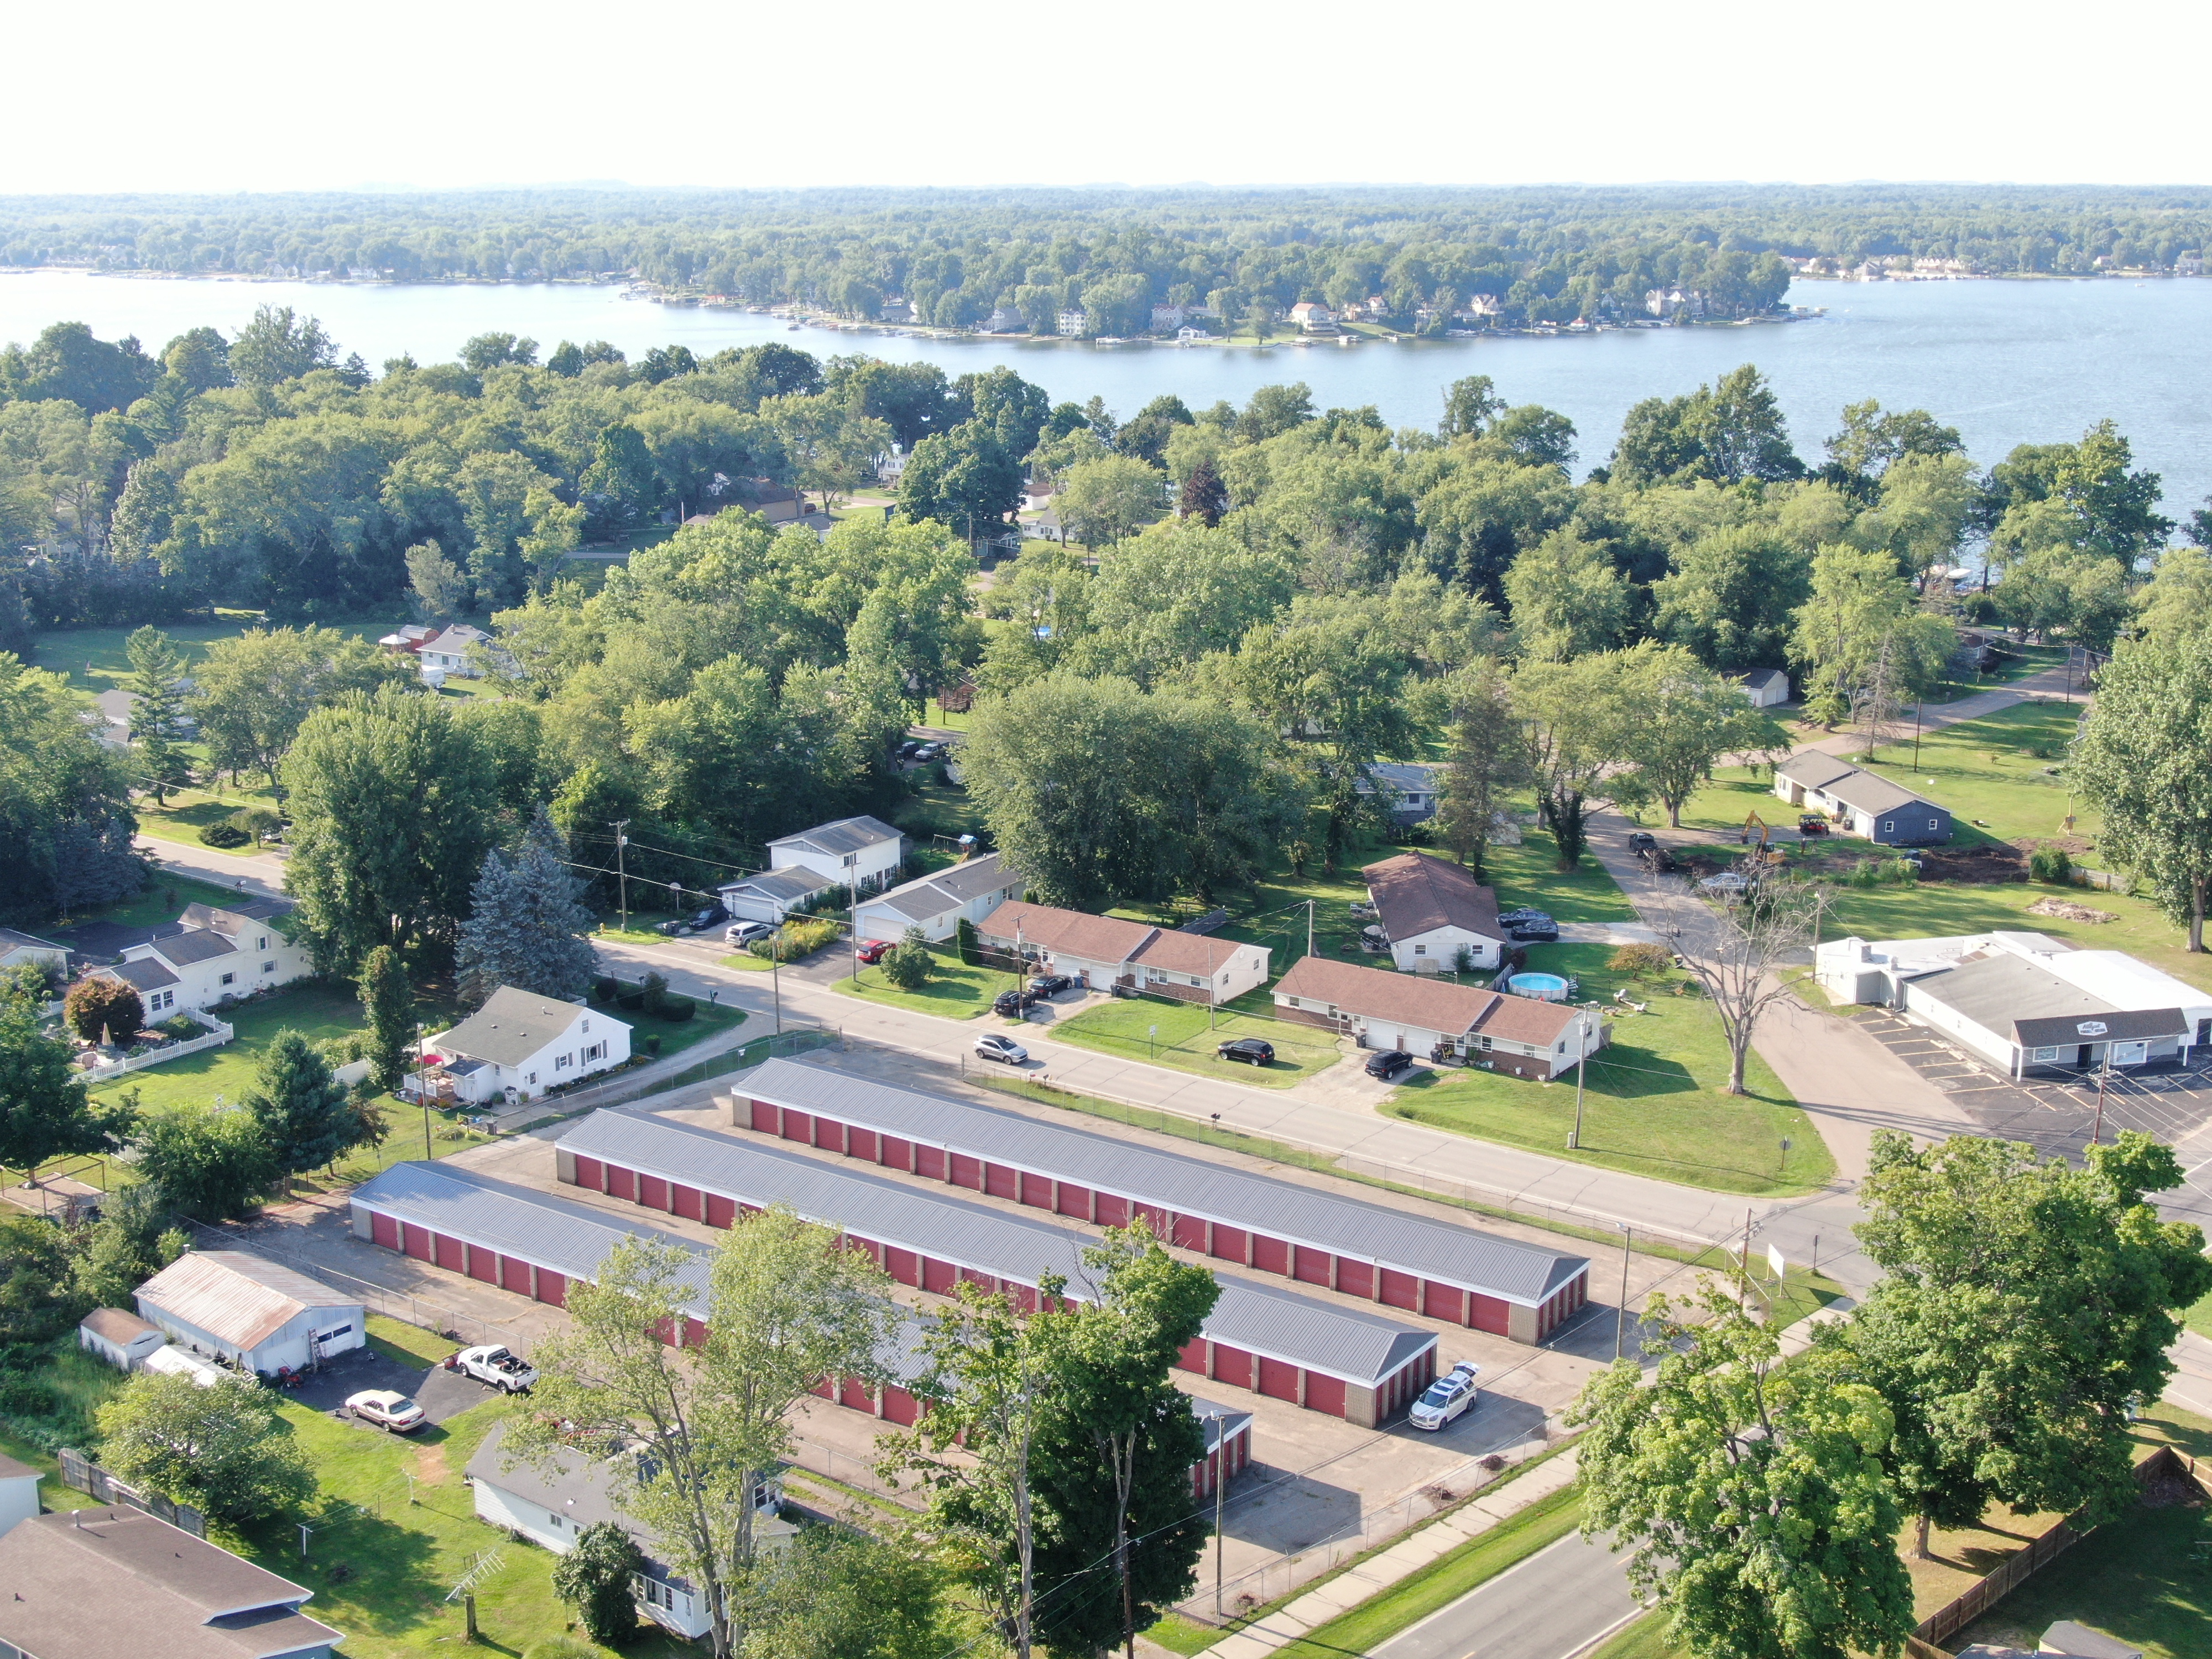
left=9, top=0, right=2207, bottom=194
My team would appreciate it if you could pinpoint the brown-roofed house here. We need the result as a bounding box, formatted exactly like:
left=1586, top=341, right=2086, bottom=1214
left=1362, top=852, right=1507, bottom=972
left=1272, top=956, right=1605, bottom=1077
left=0, top=1505, right=344, bottom=1658
left=977, top=902, right=1271, bottom=1004
left=133, top=1252, right=364, bottom=1377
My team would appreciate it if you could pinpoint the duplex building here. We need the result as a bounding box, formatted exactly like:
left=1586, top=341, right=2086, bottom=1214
left=416, top=986, right=631, bottom=1105
left=1773, top=753, right=1953, bottom=846
left=852, top=850, right=1022, bottom=944
left=1363, top=851, right=1507, bottom=971
left=133, top=1251, right=364, bottom=1378
left=92, top=899, right=313, bottom=1017
left=766, top=816, right=906, bottom=893
left=975, top=902, right=1271, bottom=1004
left=1272, top=956, right=1608, bottom=1079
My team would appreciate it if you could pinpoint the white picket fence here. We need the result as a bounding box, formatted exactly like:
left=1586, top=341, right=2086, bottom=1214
left=81, top=1016, right=236, bottom=1082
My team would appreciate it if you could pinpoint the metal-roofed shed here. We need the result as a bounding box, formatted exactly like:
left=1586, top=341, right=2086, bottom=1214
left=133, top=1252, right=363, bottom=1378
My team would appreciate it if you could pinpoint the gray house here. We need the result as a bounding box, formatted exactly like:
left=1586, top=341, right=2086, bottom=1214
left=852, top=851, right=1023, bottom=944
left=1772, top=753, right=1953, bottom=846
left=717, top=865, right=837, bottom=925
left=1356, top=763, right=1442, bottom=825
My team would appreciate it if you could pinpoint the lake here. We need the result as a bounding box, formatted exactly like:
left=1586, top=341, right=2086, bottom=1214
left=6, top=268, right=2211, bottom=517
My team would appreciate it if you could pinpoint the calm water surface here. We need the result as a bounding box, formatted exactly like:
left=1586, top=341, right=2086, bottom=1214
left=6, top=269, right=2210, bottom=515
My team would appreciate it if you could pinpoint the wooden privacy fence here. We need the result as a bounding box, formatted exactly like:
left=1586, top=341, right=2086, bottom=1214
left=1911, top=1444, right=2206, bottom=1653
left=57, top=1449, right=207, bottom=1537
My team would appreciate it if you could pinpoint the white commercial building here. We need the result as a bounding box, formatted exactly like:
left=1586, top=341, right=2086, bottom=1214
left=133, top=1252, right=364, bottom=1378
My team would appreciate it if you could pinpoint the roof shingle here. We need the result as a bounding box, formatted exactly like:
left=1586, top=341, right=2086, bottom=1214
left=1363, top=852, right=1502, bottom=943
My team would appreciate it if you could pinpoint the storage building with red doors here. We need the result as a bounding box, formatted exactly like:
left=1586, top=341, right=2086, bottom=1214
left=715, top=1059, right=1591, bottom=1343
left=555, top=1109, right=1439, bottom=1428
left=1189, top=1397, right=1254, bottom=1500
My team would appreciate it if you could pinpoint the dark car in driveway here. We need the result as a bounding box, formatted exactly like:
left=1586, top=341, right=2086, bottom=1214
left=1028, top=974, right=1074, bottom=998
left=1508, top=919, right=1561, bottom=943
left=659, top=902, right=729, bottom=936
left=1364, top=1049, right=1414, bottom=1080
left=1216, top=1037, right=1274, bottom=1066
left=993, top=988, right=1043, bottom=1018
left=1626, top=832, right=1657, bottom=854
left=1495, top=907, right=1551, bottom=928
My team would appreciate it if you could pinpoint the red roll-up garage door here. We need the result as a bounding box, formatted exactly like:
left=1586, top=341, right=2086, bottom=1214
left=639, top=1174, right=669, bottom=1211
left=1020, top=1173, right=1052, bottom=1209
left=884, top=1248, right=920, bottom=1286
left=1251, top=1236, right=1291, bottom=1276
left=1379, top=1269, right=1420, bottom=1311
left=922, top=1258, right=955, bottom=1295
left=671, top=1184, right=702, bottom=1221
left=816, top=1119, right=846, bottom=1155
left=840, top=1376, right=873, bottom=1412
left=1176, top=1337, right=1208, bottom=1374
left=881, top=1135, right=911, bottom=1170
left=468, top=1244, right=498, bottom=1284
left=371, top=1212, right=399, bottom=1250
left=1336, top=1260, right=1374, bottom=1299
left=1209, top=1225, right=1246, bottom=1262
left=500, top=1255, right=533, bottom=1294
left=572, top=1155, right=603, bottom=1191
left=1134, top=1202, right=1168, bottom=1234
left=1095, top=1193, right=1130, bottom=1226
left=1258, top=1358, right=1300, bottom=1402
left=1294, top=1247, right=1333, bottom=1287
left=850, top=1128, right=877, bottom=1162
left=403, top=1223, right=433, bottom=1261
left=606, top=1165, right=636, bottom=1202
left=1172, top=1214, right=1207, bottom=1252
left=1056, top=1183, right=1092, bottom=1219
left=1470, top=1293, right=1510, bottom=1335
left=916, top=1146, right=946, bottom=1180
left=435, top=1233, right=465, bottom=1272
left=1210, top=1345, right=1253, bottom=1390
left=684, top=1318, right=707, bottom=1349
left=780, top=1110, right=811, bottom=1144
left=880, top=1386, right=919, bottom=1426
left=706, top=1194, right=737, bottom=1229
left=1303, top=1373, right=1348, bottom=1417
left=984, top=1163, right=1017, bottom=1201
left=750, top=1099, right=778, bottom=1133
left=536, top=1269, right=566, bottom=1308
left=1422, top=1281, right=1460, bottom=1321
left=948, top=1154, right=983, bottom=1190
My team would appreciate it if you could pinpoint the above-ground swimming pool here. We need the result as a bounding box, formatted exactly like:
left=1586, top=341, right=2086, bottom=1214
left=1506, top=972, right=1569, bottom=1001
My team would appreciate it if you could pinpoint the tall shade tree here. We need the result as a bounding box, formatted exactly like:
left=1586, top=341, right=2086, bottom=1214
left=123, top=625, right=193, bottom=805
left=132, top=1102, right=276, bottom=1220
left=1431, top=660, right=1522, bottom=875
left=356, top=945, right=415, bottom=1093
left=1788, top=545, right=1953, bottom=729
left=505, top=1212, right=897, bottom=1659
left=1512, top=651, right=1645, bottom=869
left=281, top=686, right=502, bottom=973
left=1571, top=1288, right=1915, bottom=1659
left=736, top=1528, right=947, bottom=1659
left=1056, top=456, right=1165, bottom=550
left=189, top=626, right=414, bottom=801
left=0, top=974, right=135, bottom=1180
left=1613, top=644, right=1788, bottom=828
left=95, top=1373, right=316, bottom=1522
left=2070, top=630, right=2212, bottom=951
left=1848, top=1129, right=2212, bottom=1556
left=0, top=653, right=144, bottom=924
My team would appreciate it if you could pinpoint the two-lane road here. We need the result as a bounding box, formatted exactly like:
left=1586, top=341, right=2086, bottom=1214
left=1374, top=1533, right=1641, bottom=1659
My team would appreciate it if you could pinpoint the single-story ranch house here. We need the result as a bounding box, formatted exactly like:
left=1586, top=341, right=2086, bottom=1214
left=1815, top=929, right=2209, bottom=1077
left=416, top=986, right=632, bottom=1105
left=852, top=851, right=1022, bottom=943
left=976, top=901, right=1271, bottom=1004
left=1355, top=763, right=1442, bottom=825
left=1773, top=753, right=1954, bottom=846
left=1272, top=956, right=1608, bottom=1077
left=1363, top=851, right=1507, bottom=972
left=767, top=815, right=906, bottom=893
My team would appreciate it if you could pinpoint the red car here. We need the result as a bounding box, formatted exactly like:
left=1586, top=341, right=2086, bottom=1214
left=856, top=939, right=894, bottom=964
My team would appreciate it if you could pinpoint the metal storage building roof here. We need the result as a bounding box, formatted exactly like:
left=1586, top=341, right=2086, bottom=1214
left=732, top=1060, right=1587, bottom=1305
left=134, top=1252, right=358, bottom=1351
left=559, top=1110, right=1434, bottom=1387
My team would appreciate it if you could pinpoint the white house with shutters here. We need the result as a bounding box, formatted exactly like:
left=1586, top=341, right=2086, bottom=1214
left=93, top=899, right=314, bottom=1018
left=418, top=987, right=631, bottom=1104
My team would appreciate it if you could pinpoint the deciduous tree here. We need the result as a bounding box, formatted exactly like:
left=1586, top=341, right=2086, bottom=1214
left=96, top=1373, right=315, bottom=1520
left=132, top=1103, right=276, bottom=1219
left=0, top=976, right=134, bottom=1180
left=551, top=1521, right=645, bottom=1647
left=1614, top=645, right=1788, bottom=828
left=356, top=945, right=415, bottom=1092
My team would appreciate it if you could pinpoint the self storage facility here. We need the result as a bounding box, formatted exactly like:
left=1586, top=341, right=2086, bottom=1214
left=554, top=1110, right=1439, bottom=1427
left=715, top=1060, right=1590, bottom=1342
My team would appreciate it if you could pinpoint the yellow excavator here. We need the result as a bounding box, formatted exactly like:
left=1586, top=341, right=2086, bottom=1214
left=1740, top=811, right=1787, bottom=867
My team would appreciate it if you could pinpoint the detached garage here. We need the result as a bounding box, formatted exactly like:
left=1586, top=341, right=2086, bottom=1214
left=133, top=1252, right=364, bottom=1378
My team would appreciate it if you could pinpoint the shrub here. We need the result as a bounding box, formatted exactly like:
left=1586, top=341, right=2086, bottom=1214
left=64, top=977, right=144, bottom=1044
left=229, top=808, right=280, bottom=842
left=956, top=917, right=979, bottom=965
left=591, top=974, right=618, bottom=1002
left=158, top=1014, right=202, bottom=1039
left=197, top=821, right=251, bottom=848
left=1848, top=858, right=1882, bottom=889
left=641, top=1033, right=663, bottom=1057
left=1879, top=858, right=1921, bottom=886
left=880, top=926, right=936, bottom=990
left=550, top=1521, right=644, bottom=1647
left=2030, top=845, right=2073, bottom=884
left=641, top=971, right=667, bottom=1017
left=658, top=994, right=695, bottom=1023
left=1607, top=942, right=1674, bottom=979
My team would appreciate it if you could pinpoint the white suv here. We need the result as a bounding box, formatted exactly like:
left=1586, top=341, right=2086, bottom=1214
left=1408, top=1361, right=1481, bottom=1431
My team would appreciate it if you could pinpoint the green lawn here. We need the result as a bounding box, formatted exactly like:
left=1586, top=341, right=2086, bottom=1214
left=91, top=979, right=375, bottom=1110
left=363, top=1313, right=460, bottom=1369
left=1051, top=997, right=1343, bottom=1089
left=832, top=949, right=1011, bottom=1019
left=67, top=869, right=251, bottom=933
left=30, top=615, right=395, bottom=697
left=1853, top=700, right=2095, bottom=848
left=1585, top=1612, right=1677, bottom=1659
left=891, top=774, right=988, bottom=847
left=587, top=985, right=748, bottom=1060
left=1390, top=943, right=1834, bottom=1197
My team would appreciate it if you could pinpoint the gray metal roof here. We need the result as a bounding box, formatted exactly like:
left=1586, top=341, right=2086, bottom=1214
left=1776, top=752, right=1857, bottom=790
left=149, top=929, right=236, bottom=967
left=1775, top=753, right=1943, bottom=820
left=860, top=852, right=1016, bottom=924
left=559, top=1111, right=1435, bottom=1385
left=732, top=1061, right=1587, bottom=1305
left=1910, top=952, right=2113, bottom=1044
left=1357, top=763, right=1439, bottom=796
left=769, top=816, right=904, bottom=858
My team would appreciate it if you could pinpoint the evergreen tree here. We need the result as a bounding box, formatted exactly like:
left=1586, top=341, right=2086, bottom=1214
left=243, top=1029, right=356, bottom=1178
left=454, top=807, right=597, bottom=1005
left=356, top=945, right=415, bottom=1092
left=124, top=625, right=192, bottom=806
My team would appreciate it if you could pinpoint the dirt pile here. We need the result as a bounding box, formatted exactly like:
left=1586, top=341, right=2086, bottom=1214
left=2026, top=896, right=2119, bottom=925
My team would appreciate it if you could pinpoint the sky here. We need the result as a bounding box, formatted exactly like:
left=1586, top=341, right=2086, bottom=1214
left=7, top=0, right=2209, bottom=193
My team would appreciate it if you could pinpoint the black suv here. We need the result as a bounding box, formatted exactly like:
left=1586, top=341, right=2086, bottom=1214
left=1508, top=918, right=1560, bottom=943
left=1216, top=1037, right=1274, bottom=1066
left=1626, top=832, right=1658, bottom=854
left=993, top=988, right=1042, bottom=1018
left=1364, top=1049, right=1414, bottom=1080
left=1496, top=907, right=1551, bottom=928
left=659, top=902, right=729, bottom=936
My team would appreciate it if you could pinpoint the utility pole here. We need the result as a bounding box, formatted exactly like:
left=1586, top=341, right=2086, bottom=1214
left=610, top=819, right=631, bottom=931
left=1567, top=1011, right=1593, bottom=1150
left=1211, top=1412, right=1227, bottom=1616
left=417, top=1022, right=431, bottom=1158
left=2093, top=1041, right=2110, bottom=1146
left=1911, top=699, right=1923, bottom=769
left=1306, top=899, right=1314, bottom=961
left=771, top=907, right=783, bottom=1035
left=1615, top=1223, right=1631, bottom=1361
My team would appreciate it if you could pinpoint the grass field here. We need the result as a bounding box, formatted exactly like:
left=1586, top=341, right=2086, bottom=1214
left=65, top=868, right=248, bottom=932
left=1390, top=943, right=1834, bottom=1197
left=1051, top=995, right=1343, bottom=1089
left=1585, top=1612, right=1676, bottom=1659
left=832, top=949, right=1010, bottom=1019
left=1853, top=701, right=2097, bottom=849
left=587, top=985, right=748, bottom=1060
left=30, top=617, right=394, bottom=696
left=90, top=980, right=376, bottom=1110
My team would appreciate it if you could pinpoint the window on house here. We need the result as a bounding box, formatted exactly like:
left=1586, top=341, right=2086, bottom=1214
left=581, top=1019, right=589, bottom=1034
left=549, top=1514, right=564, bottom=1530
left=1928, top=818, right=1939, bottom=831
left=2032, top=1045, right=2060, bottom=1062
left=1414, top=943, right=1427, bottom=955
left=1557, top=1039, right=1568, bottom=1053
left=1882, top=820, right=1895, bottom=833
left=1188, top=977, right=1203, bottom=987
left=256, top=936, right=267, bottom=950
left=262, top=961, right=275, bottom=973
left=584, top=1042, right=606, bottom=1062
left=220, top=972, right=235, bottom=985
left=526, top=1072, right=538, bottom=1086
left=555, top=1053, right=573, bottom=1070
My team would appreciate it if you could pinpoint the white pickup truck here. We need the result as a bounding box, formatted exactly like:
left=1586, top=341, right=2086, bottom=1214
left=450, top=1344, right=539, bottom=1394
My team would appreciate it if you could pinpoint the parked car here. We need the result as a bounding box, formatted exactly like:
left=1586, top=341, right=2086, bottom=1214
left=1028, top=974, right=1073, bottom=998
left=345, top=1389, right=426, bottom=1433
left=1364, top=1049, right=1415, bottom=1081
left=1639, top=844, right=1678, bottom=873
left=1508, top=919, right=1561, bottom=943
left=1626, top=832, right=1657, bottom=854
left=1408, top=1362, right=1481, bottom=1431
left=660, top=902, right=730, bottom=936
left=1495, top=907, right=1552, bottom=928
left=451, top=1345, right=538, bottom=1395
left=724, top=920, right=775, bottom=946
left=912, top=742, right=943, bottom=761
left=896, top=739, right=924, bottom=760
left=855, top=938, right=894, bottom=964
left=1216, top=1037, right=1274, bottom=1066
left=974, top=1032, right=1029, bottom=1065
left=993, top=988, right=1040, bottom=1018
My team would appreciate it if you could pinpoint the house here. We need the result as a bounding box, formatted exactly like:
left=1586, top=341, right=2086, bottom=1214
left=1736, top=668, right=1790, bottom=708
left=0, top=1455, right=39, bottom=1539
left=974, top=901, right=1271, bottom=1004
left=1021, top=486, right=1056, bottom=513
left=0, top=1505, right=345, bottom=1658
left=84, top=689, right=137, bottom=748
left=133, top=1251, right=364, bottom=1377
left=1148, top=303, right=1187, bottom=333
left=766, top=815, right=907, bottom=893
left=981, top=306, right=1025, bottom=334
left=1361, top=851, right=1506, bottom=972
left=1271, top=956, right=1608, bottom=1079
left=1772, top=754, right=1953, bottom=845
left=88, top=898, right=314, bottom=1018
left=716, top=866, right=836, bottom=926
left=1355, top=763, right=1442, bottom=825
left=467, top=1421, right=793, bottom=1642
left=0, top=927, right=67, bottom=980
left=377, top=623, right=437, bottom=655
left=77, top=1307, right=166, bottom=1371
left=851, top=851, right=1021, bottom=944
left=1288, top=301, right=1337, bottom=333
left=1815, top=930, right=2209, bottom=1077
left=416, top=985, right=632, bottom=1105
left=1056, top=309, right=1087, bottom=337
left=418, top=623, right=491, bottom=678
